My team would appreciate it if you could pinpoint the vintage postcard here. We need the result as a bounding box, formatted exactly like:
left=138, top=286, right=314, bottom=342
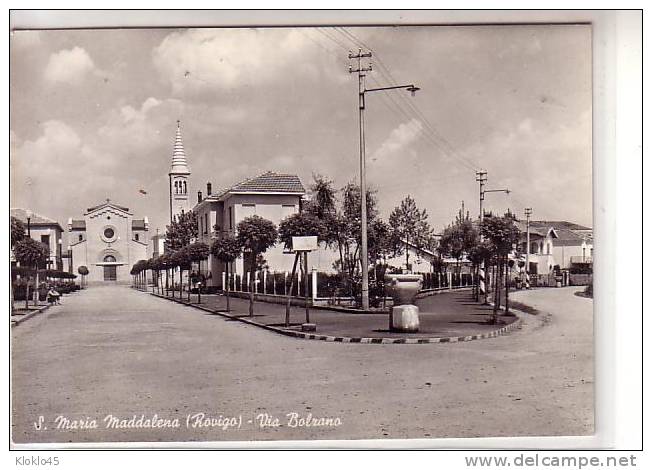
left=10, top=17, right=594, bottom=447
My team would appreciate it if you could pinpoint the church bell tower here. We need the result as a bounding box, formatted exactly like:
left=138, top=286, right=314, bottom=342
left=168, top=120, right=192, bottom=223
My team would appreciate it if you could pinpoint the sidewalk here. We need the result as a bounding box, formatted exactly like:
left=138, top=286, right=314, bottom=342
left=149, top=288, right=520, bottom=342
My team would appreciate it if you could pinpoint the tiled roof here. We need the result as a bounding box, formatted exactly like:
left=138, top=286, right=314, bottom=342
left=132, top=219, right=147, bottom=230
left=229, top=171, right=305, bottom=194
left=554, top=227, right=584, bottom=241
left=531, top=220, right=591, bottom=231
left=70, top=220, right=86, bottom=230
left=516, top=220, right=555, bottom=238
left=11, top=208, right=62, bottom=230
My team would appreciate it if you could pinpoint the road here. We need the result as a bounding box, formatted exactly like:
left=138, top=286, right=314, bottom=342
left=12, top=284, right=593, bottom=444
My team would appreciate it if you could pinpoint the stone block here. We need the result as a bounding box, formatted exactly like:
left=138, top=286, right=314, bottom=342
left=391, top=305, right=420, bottom=332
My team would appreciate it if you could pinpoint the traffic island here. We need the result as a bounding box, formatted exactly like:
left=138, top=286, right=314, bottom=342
left=149, top=289, right=523, bottom=344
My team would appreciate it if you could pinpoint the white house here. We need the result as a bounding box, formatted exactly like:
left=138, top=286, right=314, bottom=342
left=516, top=221, right=559, bottom=274
left=11, top=208, right=65, bottom=271
left=193, top=171, right=306, bottom=287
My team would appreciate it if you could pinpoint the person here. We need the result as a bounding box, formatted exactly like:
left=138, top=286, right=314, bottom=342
left=47, top=285, right=61, bottom=305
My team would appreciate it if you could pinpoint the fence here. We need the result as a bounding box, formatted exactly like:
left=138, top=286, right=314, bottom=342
left=217, top=270, right=475, bottom=304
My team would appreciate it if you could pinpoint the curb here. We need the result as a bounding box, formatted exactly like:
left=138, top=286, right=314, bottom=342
left=149, top=292, right=523, bottom=345
left=11, top=304, right=50, bottom=326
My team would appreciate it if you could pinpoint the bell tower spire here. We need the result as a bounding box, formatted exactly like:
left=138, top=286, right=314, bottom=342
left=168, top=120, right=192, bottom=223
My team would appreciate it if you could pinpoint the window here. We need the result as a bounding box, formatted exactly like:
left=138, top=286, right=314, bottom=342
left=546, top=243, right=550, bottom=255
left=228, top=206, right=233, bottom=229
left=104, top=255, right=116, bottom=262
left=135, top=233, right=139, bottom=241
left=199, top=216, right=203, bottom=235
left=104, top=227, right=115, bottom=239
left=41, top=234, right=50, bottom=247
left=204, top=213, right=209, bottom=234
left=282, top=204, right=296, bottom=219
left=79, top=234, right=83, bottom=242
left=530, top=242, right=538, bottom=254
left=183, top=181, right=187, bottom=194
left=241, top=203, right=256, bottom=219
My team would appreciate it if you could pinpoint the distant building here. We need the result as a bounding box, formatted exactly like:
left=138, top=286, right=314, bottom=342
left=193, top=171, right=305, bottom=285
left=150, top=231, right=166, bottom=258
left=516, top=221, right=559, bottom=274
left=11, top=208, right=64, bottom=270
left=68, top=200, right=149, bottom=283
left=517, top=220, right=593, bottom=273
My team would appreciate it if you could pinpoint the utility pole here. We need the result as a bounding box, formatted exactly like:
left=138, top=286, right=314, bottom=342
left=349, top=48, right=372, bottom=310
left=348, top=49, right=420, bottom=310
left=475, top=170, right=510, bottom=303
left=475, top=171, right=487, bottom=303
left=524, top=207, right=532, bottom=289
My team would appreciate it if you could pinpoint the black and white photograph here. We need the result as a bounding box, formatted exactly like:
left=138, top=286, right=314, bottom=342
left=6, top=10, right=641, bottom=455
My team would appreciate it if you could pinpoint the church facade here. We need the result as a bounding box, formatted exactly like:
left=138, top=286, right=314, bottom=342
left=68, top=200, right=149, bottom=283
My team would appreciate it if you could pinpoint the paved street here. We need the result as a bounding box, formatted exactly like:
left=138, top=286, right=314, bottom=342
left=153, top=289, right=518, bottom=339
left=12, top=284, right=593, bottom=444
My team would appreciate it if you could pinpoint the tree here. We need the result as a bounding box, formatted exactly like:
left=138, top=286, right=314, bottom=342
left=130, top=259, right=148, bottom=289
left=278, top=212, right=326, bottom=250
left=481, top=214, right=520, bottom=322
left=236, top=216, right=278, bottom=316
left=307, top=173, right=337, bottom=218
left=11, top=216, right=26, bottom=248
left=14, top=238, right=49, bottom=308
left=438, top=208, right=480, bottom=274
left=165, top=211, right=198, bottom=252
left=170, top=247, right=192, bottom=300
left=10, top=216, right=27, bottom=310
left=77, top=265, right=89, bottom=289
left=389, top=195, right=434, bottom=271
left=467, top=241, right=492, bottom=302
left=157, top=253, right=174, bottom=297
left=211, top=235, right=242, bottom=312
left=186, top=242, right=210, bottom=302
left=147, top=258, right=162, bottom=294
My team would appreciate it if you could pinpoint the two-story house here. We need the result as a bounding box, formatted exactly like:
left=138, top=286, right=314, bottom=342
left=193, top=171, right=306, bottom=288
left=11, top=208, right=64, bottom=270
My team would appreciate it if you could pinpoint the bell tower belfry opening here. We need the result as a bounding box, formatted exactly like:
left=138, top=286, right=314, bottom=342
left=168, top=120, right=192, bottom=223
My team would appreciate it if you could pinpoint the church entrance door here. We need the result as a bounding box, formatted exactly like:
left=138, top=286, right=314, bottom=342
left=103, top=255, right=117, bottom=281
left=104, top=265, right=117, bottom=281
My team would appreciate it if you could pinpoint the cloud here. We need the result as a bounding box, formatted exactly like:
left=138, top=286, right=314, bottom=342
left=371, top=119, right=423, bottom=162
left=44, top=47, right=97, bottom=84
left=152, top=29, right=331, bottom=94
left=11, top=121, right=119, bottom=218
left=120, top=97, right=162, bottom=123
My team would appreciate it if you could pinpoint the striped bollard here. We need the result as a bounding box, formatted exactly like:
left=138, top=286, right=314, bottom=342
left=525, top=271, right=530, bottom=290
left=479, top=263, right=486, bottom=299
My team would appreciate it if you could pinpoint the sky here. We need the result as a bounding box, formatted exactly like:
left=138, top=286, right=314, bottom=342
left=10, top=25, right=592, bottom=246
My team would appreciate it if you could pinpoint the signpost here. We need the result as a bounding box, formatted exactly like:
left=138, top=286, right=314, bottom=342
left=285, top=236, right=318, bottom=330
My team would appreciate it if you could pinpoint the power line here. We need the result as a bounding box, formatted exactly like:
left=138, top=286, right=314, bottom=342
left=334, top=27, right=482, bottom=173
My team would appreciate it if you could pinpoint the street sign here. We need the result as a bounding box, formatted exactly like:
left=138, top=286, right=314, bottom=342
left=291, top=236, right=318, bottom=252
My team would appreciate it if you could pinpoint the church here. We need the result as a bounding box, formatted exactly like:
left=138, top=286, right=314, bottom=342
left=164, top=121, right=306, bottom=289
left=67, top=200, right=149, bottom=283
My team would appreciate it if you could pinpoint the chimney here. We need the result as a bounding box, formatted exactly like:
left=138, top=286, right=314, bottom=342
left=207, top=182, right=212, bottom=196
left=198, top=191, right=203, bottom=203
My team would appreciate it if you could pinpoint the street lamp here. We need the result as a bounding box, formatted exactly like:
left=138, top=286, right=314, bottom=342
left=349, top=48, right=420, bottom=310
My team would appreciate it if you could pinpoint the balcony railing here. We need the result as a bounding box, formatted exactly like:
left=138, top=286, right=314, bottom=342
left=570, top=256, right=593, bottom=264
